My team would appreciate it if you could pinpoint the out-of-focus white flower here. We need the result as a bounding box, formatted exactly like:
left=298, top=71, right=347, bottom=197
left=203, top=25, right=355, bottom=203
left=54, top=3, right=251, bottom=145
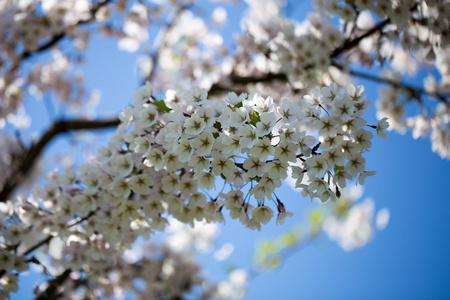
left=165, top=218, right=220, bottom=253
left=214, top=243, right=234, bottom=261
left=376, top=208, right=390, bottom=230
left=118, top=20, right=149, bottom=52
left=323, top=198, right=375, bottom=251
left=212, top=7, right=227, bottom=26
left=216, top=268, right=249, bottom=299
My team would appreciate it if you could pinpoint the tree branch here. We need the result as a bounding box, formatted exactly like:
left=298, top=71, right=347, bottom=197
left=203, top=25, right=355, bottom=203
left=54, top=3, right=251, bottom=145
left=0, top=209, right=98, bottom=283
left=0, top=118, right=120, bottom=203
left=331, top=18, right=391, bottom=59
left=208, top=18, right=392, bottom=96
left=20, top=0, right=113, bottom=61
left=35, top=268, right=72, bottom=300
left=20, top=210, right=97, bottom=260
left=333, top=62, right=449, bottom=103
left=209, top=72, right=289, bottom=96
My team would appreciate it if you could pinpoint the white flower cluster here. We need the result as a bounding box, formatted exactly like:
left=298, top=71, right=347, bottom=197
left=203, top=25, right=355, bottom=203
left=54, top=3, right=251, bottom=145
left=234, top=0, right=450, bottom=160
left=236, top=2, right=343, bottom=88
left=0, top=81, right=386, bottom=298
left=121, top=82, right=385, bottom=231
left=0, top=204, right=219, bottom=300
left=317, top=0, right=450, bottom=159
left=0, top=0, right=160, bottom=126
left=47, top=234, right=217, bottom=300
left=0, top=0, right=93, bottom=122
left=323, top=197, right=389, bottom=252
left=147, top=9, right=227, bottom=91
left=376, top=71, right=450, bottom=159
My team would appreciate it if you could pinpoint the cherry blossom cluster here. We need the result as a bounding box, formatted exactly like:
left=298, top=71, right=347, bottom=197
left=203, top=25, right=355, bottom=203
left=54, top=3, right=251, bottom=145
left=43, top=222, right=220, bottom=300
left=235, top=0, right=343, bottom=88
left=0, top=81, right=387, bottom=298
left=325, top=0, right=450, bottom=159
left=231, top=0, right=449, bottom=159
left=0, top=0, right=183, bottom=126
left=121, top=81, right=386, bottom=230
left=0, top=0, right=97, bottom=123
left=140, top=7, right=229, bottom=92
left=314, top=0, right=450, bottom=159
left=0, top=205, right=220, bottom=299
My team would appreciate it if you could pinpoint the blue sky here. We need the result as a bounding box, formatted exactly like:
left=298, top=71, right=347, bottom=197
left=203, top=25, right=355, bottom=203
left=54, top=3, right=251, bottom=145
left=10, top=1, right=450, bottom=299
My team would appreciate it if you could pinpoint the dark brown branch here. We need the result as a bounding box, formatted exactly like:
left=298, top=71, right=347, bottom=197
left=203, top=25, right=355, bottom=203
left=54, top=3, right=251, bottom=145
left=23, top=235, right=53, bottom=257
left=23, top=210, right=97, bottom=257
left=209, top=72, right=288, bottom=96
left=228, top=73, right=288, bottom=84
left=35, top=268, right=72, bottom=300
left=0, top=118, right=120, bottom=203
left=331, top=3, right=420, bottom=60
left=21, top=0, right=113, bottom=60
left=333, top=62, right=449, bottom=103
left=21, top=211, right=97, bottom=257
left=331, top=18, right=391, bottom=59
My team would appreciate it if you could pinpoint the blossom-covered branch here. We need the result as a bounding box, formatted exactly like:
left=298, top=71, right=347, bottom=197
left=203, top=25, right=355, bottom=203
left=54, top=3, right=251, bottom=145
left=0, top=81, right=388, bottom=298
left=0, top=118, right=120, bottom=203
left=1, top=0, right=450, bottom=298
left=20, top=0, right=113, bottom=61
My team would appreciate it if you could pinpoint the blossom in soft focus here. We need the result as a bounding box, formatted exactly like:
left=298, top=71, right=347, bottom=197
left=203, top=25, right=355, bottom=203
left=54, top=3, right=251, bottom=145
left=323, top=193, right=390, bottom=251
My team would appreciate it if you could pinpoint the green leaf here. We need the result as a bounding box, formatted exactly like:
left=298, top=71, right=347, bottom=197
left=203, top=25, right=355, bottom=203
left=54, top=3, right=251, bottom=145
left=249, top=111, right=260, bottom=126
left=233, top=102, right=243, bottom=108
left=334, top=165, right=344, bottom=172
left=154, top=100, right=171, bottom=113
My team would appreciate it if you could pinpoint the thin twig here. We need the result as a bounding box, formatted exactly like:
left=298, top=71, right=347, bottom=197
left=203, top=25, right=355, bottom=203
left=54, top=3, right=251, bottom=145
left=22, top=209, right=97, bottom=257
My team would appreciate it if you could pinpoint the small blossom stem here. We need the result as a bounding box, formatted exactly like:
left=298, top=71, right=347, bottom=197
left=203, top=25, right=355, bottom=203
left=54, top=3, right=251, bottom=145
left=319, top=104, right=330, bottom=117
